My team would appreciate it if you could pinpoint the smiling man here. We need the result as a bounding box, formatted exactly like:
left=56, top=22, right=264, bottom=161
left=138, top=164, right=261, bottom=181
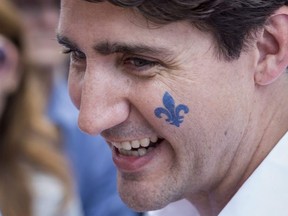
left=57, top=1, right=288, bottom=215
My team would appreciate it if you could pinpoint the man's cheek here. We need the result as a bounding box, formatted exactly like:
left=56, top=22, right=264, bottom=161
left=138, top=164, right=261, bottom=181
left=154, top=91, right=190, bottom=128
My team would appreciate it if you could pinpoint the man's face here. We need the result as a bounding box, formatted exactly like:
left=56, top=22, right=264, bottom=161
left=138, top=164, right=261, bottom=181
left=58, top=0, right=256, bottom=211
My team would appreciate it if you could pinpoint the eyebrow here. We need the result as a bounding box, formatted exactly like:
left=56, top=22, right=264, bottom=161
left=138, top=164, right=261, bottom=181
left=57, top=34, right=174, bottom=57
left=94, top=41, right=173, bottom=57
left=57, top=34, right=80, bottom=50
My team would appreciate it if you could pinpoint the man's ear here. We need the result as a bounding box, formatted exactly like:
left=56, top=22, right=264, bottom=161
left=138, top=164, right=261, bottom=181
left=255, top=6, right=288, bottom=86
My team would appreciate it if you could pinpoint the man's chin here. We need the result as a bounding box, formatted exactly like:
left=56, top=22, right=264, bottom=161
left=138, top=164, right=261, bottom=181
left=119, top=192, right=168, bottom=213
left=117, top=177, right=172, bottom=212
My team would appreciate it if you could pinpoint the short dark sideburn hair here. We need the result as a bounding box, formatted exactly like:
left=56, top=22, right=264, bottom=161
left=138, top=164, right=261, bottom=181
left=84, top=0, right=288, bottom=60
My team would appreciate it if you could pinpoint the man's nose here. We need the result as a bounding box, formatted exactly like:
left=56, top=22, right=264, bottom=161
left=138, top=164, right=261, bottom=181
left=77, top=64, right=130, bottom=135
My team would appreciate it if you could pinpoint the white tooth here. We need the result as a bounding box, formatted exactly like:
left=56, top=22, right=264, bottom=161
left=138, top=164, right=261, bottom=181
left=121, top=141, right=132, bottom=150
left=131, top=151, right=139, bottom=157
left=150, top=135, right=158, bottom=143
left=119, top=149, right=125, bottom=155
left=138, top=148, right=147, bottom=156
left=126, top=150, right=133, bottom=156
left=112, top=142, right=121, bottom=149
left=140, top=138, right=150, bottom=147
left=120, top=149, right=129, bottom=156
left=131, top=140, right=140, bottom=148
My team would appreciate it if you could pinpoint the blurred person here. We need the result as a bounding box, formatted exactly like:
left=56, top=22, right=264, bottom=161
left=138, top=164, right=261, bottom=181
left=0, top=0, right=82, bottom=215
left=11, top=0, right=141, bottom=215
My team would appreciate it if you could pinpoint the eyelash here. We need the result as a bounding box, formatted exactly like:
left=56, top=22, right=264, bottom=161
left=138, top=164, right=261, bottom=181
left=62, top=48, right=86, bottom=62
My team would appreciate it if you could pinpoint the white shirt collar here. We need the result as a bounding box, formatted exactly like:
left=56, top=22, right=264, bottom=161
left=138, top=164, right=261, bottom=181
left=219, top=131, right=288, bottom=216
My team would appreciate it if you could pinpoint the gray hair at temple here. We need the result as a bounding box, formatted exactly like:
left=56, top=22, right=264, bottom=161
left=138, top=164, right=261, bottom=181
left=84, top=0, right=288, bottom=60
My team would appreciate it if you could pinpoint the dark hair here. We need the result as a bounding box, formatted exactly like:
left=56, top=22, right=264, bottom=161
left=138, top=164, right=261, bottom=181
left=85, top=0, right=288, bottom=60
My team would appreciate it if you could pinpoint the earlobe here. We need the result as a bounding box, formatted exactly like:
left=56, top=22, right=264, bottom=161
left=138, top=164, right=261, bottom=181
left=255, top=7, right=288, bottom=86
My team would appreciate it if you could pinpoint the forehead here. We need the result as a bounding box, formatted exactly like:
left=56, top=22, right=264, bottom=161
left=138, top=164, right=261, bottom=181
left=60, top=0, right=142, bottom=26
left=58, top=0, right=217, bottom=62
left=59, top=1, right=203, bottom=47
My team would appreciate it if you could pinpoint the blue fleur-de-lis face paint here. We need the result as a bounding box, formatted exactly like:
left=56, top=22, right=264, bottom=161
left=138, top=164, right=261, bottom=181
left=154, top=92, right=189, bottom=127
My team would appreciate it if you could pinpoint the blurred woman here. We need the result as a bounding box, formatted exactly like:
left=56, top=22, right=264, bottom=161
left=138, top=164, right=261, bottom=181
left=0, top=1, right=82, bottom=215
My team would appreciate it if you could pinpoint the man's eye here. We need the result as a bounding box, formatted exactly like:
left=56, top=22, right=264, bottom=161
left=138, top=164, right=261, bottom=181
left=62, top=48, right=86, bottom=62
left=121, top=56, right=162, bottom=77
left=123, top=57, right=157, bottom=69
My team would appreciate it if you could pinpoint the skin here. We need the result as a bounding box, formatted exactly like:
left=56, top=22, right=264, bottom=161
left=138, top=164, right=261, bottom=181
left=58, top=1, right=288, bottom=215
left=0, top=35, right=20, bottom=117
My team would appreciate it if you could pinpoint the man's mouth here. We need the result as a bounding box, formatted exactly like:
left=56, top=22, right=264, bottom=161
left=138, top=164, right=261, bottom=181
left=111, top=135, right=164, bottom=157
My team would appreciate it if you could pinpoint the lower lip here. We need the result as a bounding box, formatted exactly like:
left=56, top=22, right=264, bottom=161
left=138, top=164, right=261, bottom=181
left=112, top=141, right=164, bottom=173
